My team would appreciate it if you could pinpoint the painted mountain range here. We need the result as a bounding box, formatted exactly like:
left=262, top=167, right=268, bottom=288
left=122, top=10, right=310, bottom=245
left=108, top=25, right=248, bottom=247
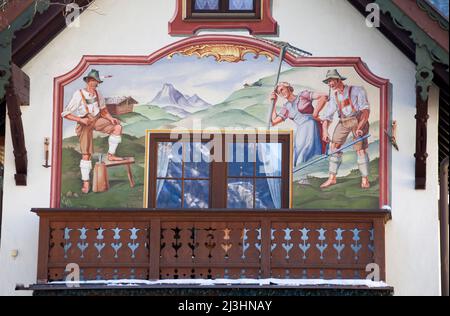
left=149, top=83, right=211, bottom=118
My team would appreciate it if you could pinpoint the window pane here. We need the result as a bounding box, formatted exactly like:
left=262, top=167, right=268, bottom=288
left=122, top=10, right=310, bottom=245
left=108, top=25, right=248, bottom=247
left=256, top=143, right=282, bottom=177
left=255, top=178, right=281, bottom=209
left=229, top=0, right=254, bottom=10
left=228, top=143, right=255, bottom=177
left=184, top=180, right=209, bottom=208
left=227, top=179, right=254, bottom=208
left=156, top=180, right=182, bottom=208
left=185, top=143, right=211, bottom=178
left=195, top=0, right=219, bottom=10
left=157, top=142, right=182, bottom=178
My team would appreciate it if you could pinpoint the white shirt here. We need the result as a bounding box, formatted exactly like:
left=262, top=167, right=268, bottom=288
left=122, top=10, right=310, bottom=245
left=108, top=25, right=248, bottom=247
left=320, top=85, right=370, bottom=121
left=61, top=89, right=106, bottom=118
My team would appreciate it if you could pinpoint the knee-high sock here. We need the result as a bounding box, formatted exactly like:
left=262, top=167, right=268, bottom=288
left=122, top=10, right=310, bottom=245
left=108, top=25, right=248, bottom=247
left=358, top=153, right=370, bottom=177
left=108, top=135, right=122, bottom=155
left=329, top=153, right=343, bottom=175
left=80, top=160, right=92, bottom=181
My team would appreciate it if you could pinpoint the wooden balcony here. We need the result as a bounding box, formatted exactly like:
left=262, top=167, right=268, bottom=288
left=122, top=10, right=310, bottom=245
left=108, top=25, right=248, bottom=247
left=33, top=209, right=390, bottom=284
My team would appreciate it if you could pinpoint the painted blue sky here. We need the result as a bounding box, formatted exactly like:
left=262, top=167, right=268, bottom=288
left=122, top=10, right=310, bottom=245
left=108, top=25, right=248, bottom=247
left=63, top=54, right=287, bottom=107
left=62, top=53, right=288, bottom=138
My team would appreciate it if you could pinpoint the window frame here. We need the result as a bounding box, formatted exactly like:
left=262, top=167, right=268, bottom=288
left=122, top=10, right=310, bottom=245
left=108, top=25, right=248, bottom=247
left=169, top=0, right=278, bottom=35
left=186, top=0, right=261, bottom=20
left=155, top=141, right=213, bottom=209
left=145, top=131, right=292, bottom=209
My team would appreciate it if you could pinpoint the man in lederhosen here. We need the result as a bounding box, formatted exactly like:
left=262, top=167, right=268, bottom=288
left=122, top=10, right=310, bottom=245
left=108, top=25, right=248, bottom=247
left=62, top=69, right=124, bottom=194
left=320, top=69, right=371, bottom=189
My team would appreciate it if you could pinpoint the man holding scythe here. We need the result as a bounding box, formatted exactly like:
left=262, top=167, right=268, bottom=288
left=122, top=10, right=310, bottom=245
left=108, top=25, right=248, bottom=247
left=319, top=69, right=371, bottom=189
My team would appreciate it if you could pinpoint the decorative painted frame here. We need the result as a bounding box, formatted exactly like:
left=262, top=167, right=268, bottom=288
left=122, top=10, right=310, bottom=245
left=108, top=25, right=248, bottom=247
left=168, top=0, right=278, bottom=35
left=51, top=35, right=391, bottom=209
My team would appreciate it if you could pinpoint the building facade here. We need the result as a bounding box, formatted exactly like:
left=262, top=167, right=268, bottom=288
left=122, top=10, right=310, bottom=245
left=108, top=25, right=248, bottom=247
left=0, top=0, right=448, bottom=296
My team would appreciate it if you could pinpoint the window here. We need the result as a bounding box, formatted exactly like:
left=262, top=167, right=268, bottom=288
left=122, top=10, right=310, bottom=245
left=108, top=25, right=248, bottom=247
left=187, top=0, right=261, bottom=19
left=156, top=142, right=211, bottom=209
left=227, top=142, right=282, bottom=209
left=169, top=0, right=277, bottom=35
left=145, top=131, right=291, bottom=209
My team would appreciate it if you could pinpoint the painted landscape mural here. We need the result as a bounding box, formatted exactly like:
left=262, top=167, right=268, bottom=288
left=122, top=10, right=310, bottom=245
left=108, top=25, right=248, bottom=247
left=60, top=49, right=382, bottom=209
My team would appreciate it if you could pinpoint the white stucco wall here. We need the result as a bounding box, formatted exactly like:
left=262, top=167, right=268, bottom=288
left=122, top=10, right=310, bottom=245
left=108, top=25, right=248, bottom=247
left=0, top=0, right=441, bottom=296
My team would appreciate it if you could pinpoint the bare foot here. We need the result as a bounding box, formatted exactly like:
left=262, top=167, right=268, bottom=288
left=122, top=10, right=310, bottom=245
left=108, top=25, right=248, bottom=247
left=81, top=181, right=90, bottom=194
left=320, top=177, right=337, bottom=189
left=361, top=177, right=371, bottom=189
left=107, top=153, right=125, bottom=161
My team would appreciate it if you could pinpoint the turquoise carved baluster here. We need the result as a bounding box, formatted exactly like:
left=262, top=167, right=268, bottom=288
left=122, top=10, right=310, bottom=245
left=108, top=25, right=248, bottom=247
left=351, top=228, right=362, bottom=260
left=63, top=228, right=72, bottom=259
left=77, top=227, right=89, bottom=259
left=368, top=228, right=375, bottom=254
left=299, top=228, right=311, bottom=260
left=315, top=228, right=328, bottom=260
left=111, top=227, right=123, bottom=259
left=94, top=228, right=106, bottom=259
left=128, top=228, right=140, bottom=259
left=282, top=228, right=294, bottom=259
left=271, top=229, right=277, bottom=252
left=241, top=228, right=250, bottom=259
left=333, top=228, right=346, bottom=260
left=255, top=228, right=262, bottom=256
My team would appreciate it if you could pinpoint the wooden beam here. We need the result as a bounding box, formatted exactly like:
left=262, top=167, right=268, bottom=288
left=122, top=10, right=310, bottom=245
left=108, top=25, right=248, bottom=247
left=10, top=63, right=29, bottom=106
left=12, top=0, right=93, bottom=67
left=347, top=0, right=417, bottom=63
left=414, top=86, right=429, bottom=190
left=347, top=0, right=448, bottom=93
left=5, top=66, right=28, bottom=185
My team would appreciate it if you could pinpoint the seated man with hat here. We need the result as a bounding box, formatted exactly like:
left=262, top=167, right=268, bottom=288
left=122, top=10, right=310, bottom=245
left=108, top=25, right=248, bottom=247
left=62, top=69, right=124, bottom=194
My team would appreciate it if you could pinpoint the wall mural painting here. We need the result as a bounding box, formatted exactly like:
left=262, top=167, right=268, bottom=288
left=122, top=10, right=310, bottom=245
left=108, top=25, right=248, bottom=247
left=59, top=39, right=387, bottom=210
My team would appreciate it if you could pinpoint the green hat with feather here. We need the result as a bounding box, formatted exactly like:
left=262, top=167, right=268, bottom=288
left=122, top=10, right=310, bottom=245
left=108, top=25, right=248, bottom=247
left=83, top=69, right=103, bottom=83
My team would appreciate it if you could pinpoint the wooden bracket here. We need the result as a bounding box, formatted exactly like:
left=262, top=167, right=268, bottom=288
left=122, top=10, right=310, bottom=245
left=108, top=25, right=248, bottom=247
left=5, top=64, right=29, bottom=186
left=414, top=86, right=429, bottom=190
left=11, top=63, right=29, bottom=106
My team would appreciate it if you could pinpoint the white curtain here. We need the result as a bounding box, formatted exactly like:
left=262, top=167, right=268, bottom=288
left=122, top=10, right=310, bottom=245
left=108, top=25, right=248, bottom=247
left=230, top=0, right=253, bottom=10
left=258, top=143, right=281, bottom=209
left=156, top=142, right=173, bottom=200
left=195, top=0, right=219, bottom=10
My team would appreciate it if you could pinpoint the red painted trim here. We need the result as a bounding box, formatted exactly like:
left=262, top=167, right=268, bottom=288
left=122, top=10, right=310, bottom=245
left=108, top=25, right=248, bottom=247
left=168, top=0, right=278, bottom=35
left=51, top=35, right=390, bottom=209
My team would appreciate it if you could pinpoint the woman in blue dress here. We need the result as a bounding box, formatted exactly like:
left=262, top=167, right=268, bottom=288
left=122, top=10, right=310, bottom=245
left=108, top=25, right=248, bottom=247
left=270, top=82, right=328, bottom=183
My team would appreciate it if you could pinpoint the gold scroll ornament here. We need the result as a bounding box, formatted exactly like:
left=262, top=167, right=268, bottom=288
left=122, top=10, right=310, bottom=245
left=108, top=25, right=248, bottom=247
left=168, top=44, right=275, bottom=63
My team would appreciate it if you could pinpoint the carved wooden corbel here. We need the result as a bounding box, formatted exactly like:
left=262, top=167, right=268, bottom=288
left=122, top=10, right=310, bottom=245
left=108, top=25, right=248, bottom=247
left=375, top=0, right=449, bottom=190
left=5, top=66, right=28, bottom=185
left=414, top=86, right=429, bottom=190
left=0, top=1, right=50, bottom=186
